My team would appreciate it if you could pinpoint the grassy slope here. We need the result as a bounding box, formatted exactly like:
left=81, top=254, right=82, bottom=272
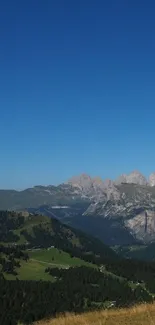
left=33, top=303, right=155, bottom=325
left=4, top=247, right=94, bottom=281
left=2, top=212, right=117, bottom=262
left=2, top=212, right=117, bottom=281
left=29, top=247, right=94, bottom=267
left=4, top=259, right=53, bottom=281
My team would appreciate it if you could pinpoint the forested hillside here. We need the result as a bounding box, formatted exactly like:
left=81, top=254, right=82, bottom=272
left=0, top=210, right=116, bottom=261
left=0, top=266, right=154, bottom=325
left=114, top=243, right=155, bottom=262
left=1, top=211, right=155, bottom=325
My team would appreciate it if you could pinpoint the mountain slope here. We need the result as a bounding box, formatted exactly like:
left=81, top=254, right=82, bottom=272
left=1, top=211, right=155, bottom=325
left=26, top=182, right=155, bottom=245
left=0, top=184, right=88, bottom=210
left=1, top=171, right=155, bottom=245
left=33, top=303, right=155, bottom=325
left=114, top=242, right=155, bottom=262
left=149, top=173, right=155, bottom=187
left=0, top=211, right=117, bottom=264
left=115, top=170, right=148, bottom=186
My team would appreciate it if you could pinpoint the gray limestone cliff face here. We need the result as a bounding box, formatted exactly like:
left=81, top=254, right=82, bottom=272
left=83, top=181, right=155, bottom=242
left=125, top=210, right=155, bottom=242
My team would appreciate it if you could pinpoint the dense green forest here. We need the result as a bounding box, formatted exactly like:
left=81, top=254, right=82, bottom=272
left=113, top=243, right=155, bottom=261
left=0, top=244, right=29, bottom=275
left=0, top=266, right=153, bottom=325
left=0, top=210, right=155, bottom=325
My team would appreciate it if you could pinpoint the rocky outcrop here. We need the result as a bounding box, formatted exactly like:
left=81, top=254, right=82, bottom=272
left=126, top=170, right=148, bottom=186
left=149, top=173, right=155, bottom=187
left=115, top=174, right=127, bottom=185
left=83, top=182, right=155, bottom=243
left=125, top=210, right=155, bottom=242
left=67, top=174, right=120, bottom=201
left=115, top=170, right=148, bottom=186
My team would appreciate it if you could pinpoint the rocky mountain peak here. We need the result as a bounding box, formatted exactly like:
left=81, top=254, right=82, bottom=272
left=127, top=170, right=148, bottom=185
left=68, top=174, right=92, bottom=188
left=149, top=173, right=155, bottom=187
left=115, top=170, right=148, bottom=186
left=67, top=174, right=120, bottom=201
left=115, top=174, right=128, bottom=185
left=92, top=176, right=103, bottom=185
left=67, top=174, right=95, bottom=197
left=103, top=179, right=114, bottom=187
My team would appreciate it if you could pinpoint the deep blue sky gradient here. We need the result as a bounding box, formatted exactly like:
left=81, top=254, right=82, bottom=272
left=0, top=0, right=155, bottom=189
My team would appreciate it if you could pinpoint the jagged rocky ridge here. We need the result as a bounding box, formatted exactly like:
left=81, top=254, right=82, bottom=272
left=66, top=172, right=155, bottom=244
left=1, top=170, right=155, bottom=245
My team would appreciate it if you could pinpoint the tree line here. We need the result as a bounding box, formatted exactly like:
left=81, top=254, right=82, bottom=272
left=0, top=244, right=29, bottom=275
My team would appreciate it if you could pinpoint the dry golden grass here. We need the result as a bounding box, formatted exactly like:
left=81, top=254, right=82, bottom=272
left=34, top=303, right=155, bottom=325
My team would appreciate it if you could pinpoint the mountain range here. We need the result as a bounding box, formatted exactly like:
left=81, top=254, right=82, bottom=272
left=1, top=170, right=155, bottom=246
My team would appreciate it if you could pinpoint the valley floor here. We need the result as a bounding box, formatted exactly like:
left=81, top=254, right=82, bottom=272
left=34, top=303, right=155, bottom=325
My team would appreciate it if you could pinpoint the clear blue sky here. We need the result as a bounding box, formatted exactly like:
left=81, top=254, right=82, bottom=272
left=0, top=0, right=155, bottom=189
